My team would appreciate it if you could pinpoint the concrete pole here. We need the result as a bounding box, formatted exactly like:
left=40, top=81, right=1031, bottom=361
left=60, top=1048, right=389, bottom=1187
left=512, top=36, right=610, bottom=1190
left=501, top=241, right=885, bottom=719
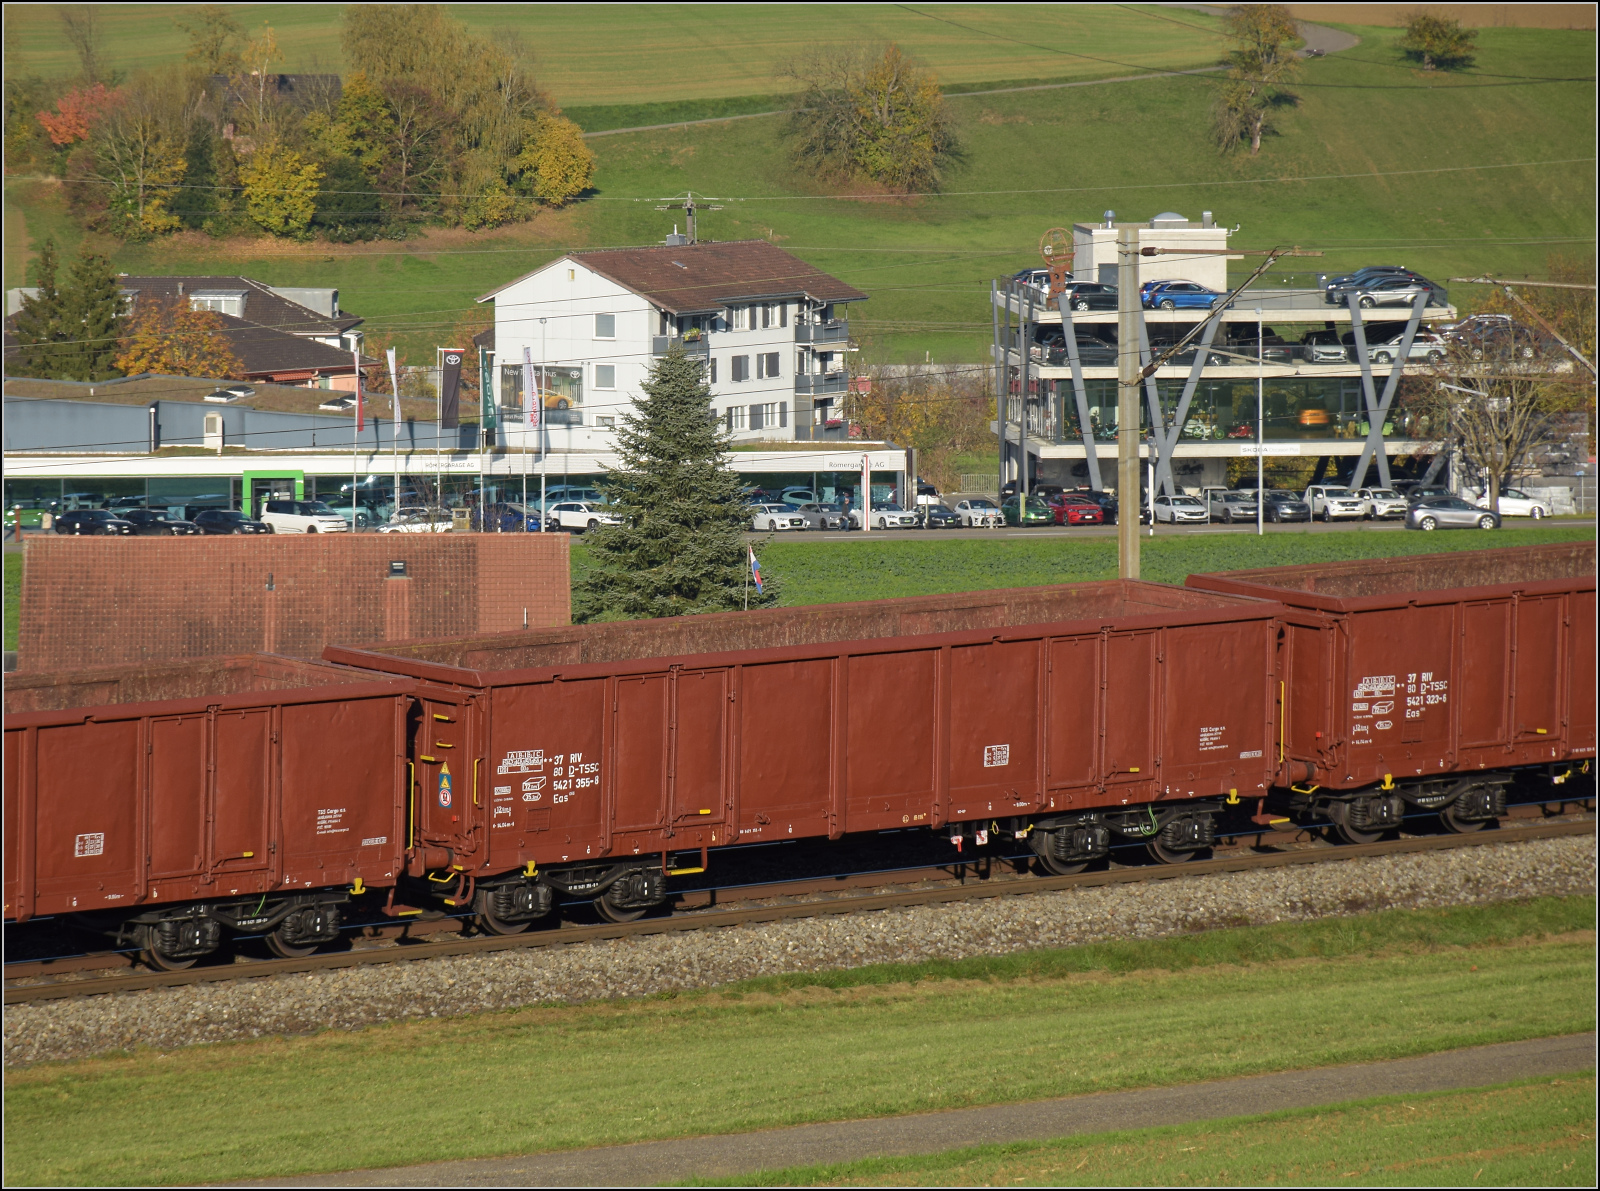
left=1116, top=226, right=1140, bottom=580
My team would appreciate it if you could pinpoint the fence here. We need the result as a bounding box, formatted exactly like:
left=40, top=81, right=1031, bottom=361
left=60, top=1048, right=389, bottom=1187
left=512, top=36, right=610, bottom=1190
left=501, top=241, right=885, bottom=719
left=958, top=473, right=999, bottom=495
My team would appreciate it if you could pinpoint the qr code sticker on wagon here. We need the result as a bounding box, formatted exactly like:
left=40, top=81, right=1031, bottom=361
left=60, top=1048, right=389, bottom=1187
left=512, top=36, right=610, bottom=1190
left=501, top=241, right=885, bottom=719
left=75, top=832, right=105, bottom=857
left=983, top=744, right=1011, bottom=768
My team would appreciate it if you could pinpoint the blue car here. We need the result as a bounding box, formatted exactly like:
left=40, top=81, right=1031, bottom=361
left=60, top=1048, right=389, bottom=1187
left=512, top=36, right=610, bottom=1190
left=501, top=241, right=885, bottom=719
left=1144, top=281, right=1228, bottom=311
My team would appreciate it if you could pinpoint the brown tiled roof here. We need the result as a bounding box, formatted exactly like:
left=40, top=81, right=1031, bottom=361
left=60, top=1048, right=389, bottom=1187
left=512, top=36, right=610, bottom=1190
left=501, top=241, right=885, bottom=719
left=118, top=276, right=361, bottom=338
left=214, top=315, right=372, bottom=378
left=479, top=240, right=868, bottom=314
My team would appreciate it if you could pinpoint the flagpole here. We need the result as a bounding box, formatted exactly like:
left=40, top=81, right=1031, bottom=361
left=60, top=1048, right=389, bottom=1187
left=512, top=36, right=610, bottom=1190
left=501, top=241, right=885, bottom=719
left=387, top=348, right=400, bottom=525
left=352, top=349, right=362, bottom=532
left=744, top=549, right=749, bottom=611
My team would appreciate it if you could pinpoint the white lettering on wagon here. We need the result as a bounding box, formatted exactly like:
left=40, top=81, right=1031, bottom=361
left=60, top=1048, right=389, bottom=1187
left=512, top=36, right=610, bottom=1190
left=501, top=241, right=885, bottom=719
left=316, top=808, right=349, bottom=835
left=1198, top=725, right=1227, bottom=752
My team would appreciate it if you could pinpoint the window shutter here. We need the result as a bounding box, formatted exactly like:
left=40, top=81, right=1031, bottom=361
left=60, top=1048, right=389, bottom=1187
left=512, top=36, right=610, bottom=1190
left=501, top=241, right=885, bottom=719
left=710, top=358, right=718, bottom=384
left=779, top=303, right=787, bottom=328
left=765, top=352, right=780, bottom=378
left=780, top=402, right=788, bottom=428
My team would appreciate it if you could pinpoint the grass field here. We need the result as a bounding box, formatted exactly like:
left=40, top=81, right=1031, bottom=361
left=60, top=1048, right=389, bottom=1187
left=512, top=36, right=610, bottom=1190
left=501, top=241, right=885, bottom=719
left=3, top=552, right=20, bottom=652
left=5, top=896, right=1592, bottom=1186
left=4, top=5, right=1226, bottom=101
left=5, top=23, right=1592, bottom=361
left=695, top=1076, right=1598, bottom=1187
left=573, top=524, right=1594, bottom=609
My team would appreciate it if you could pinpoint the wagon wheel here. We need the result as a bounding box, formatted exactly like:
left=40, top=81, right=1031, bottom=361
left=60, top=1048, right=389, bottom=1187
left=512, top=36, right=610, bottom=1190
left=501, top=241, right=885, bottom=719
left=141, top=946, right=200, bottom=972
left=476, top=906, right=533, bottom=936
left=1439, top=803, right=1489, bottom=833
left=1036, top=853, right=1089, bottom=877
left=1325, top=801, right=1383, bottom=846
left=265, top=930, right=321, bottom=959
left=593, top=896, right=646, bottom=924
left=1146, top=840, right=1207, bottom=865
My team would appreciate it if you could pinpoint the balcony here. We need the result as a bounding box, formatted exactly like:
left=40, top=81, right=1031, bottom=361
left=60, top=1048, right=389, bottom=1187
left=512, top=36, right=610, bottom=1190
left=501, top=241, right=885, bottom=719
left=795, top=372, right=848, bottom=397
left=795, top=320, right=849, bottom=345
left=651, top=334, right=710, bottom=357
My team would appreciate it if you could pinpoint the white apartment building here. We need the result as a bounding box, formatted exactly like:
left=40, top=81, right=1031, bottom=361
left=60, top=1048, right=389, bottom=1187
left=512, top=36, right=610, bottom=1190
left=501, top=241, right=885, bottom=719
left=478, top=240, right=866, bottom=445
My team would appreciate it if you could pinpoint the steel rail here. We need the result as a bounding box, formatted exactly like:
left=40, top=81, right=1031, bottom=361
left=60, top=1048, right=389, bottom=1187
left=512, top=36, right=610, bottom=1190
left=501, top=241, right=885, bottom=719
left=5, top=818, right=1591, bottom=1006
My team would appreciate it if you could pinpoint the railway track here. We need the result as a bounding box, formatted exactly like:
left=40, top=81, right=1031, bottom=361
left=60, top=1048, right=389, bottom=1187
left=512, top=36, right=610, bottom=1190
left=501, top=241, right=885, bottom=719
left=6, top=816, right=1591, bottom=1006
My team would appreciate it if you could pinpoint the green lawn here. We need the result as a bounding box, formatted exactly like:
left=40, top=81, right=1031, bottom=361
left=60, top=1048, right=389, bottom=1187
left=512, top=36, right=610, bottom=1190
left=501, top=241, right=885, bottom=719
left=5, top=896, right=1593, bottom=1186
left=694, top=1076, right=1597, bottom=1187
left=571, top=525, right=1592, bottom=609
left=4, top=552, right=21, bottom=652
left=6, top=23, right=1592, bottom=361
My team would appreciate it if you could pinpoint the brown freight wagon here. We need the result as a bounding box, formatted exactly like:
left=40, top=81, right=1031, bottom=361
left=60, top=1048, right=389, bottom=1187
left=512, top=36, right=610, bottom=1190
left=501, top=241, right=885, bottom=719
left=327, top=579, right=1284, bottom=926
left=3, top=677, right=421, bottom=966
left=1189, top=543, right=1596, bottom=842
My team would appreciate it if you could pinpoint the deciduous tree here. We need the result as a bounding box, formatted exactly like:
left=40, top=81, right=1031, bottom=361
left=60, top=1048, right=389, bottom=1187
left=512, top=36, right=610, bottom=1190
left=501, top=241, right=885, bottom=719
left=510, top=113, right=594, bottom=207
left=576, top=347, right=774, bottom=620
left=1397, top=12, right=1477, bottom=71
left=239, top=143, right=322, bottom=235
left=87, top=71, right=191, bottom=237
left=174, top=4, right=242, bottom=77
left=1211, top=4, right=1300, bottom=156
left=114, top=297, right=242, bottom=379
left=36, top=82, right=121, bottom=146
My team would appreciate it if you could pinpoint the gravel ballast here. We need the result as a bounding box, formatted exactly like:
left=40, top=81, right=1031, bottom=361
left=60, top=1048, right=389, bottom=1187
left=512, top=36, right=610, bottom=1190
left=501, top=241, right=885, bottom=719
left=6, top=834, right=1593, bottom=1067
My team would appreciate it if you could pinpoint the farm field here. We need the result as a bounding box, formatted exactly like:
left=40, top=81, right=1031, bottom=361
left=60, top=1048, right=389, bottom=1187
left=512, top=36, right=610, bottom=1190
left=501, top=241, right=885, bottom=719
left=5, top=24, right=1593, bottom=363
left=4, top=896, right=1592, bottom=1186
left=698, top=1076, right=1598, bottom=1187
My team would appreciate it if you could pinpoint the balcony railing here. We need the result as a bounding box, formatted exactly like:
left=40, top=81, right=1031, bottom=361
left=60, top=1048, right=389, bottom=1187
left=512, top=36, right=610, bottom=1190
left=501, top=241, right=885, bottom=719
left=795, top=372, right=848, bottom=396
left=651, top=334, right=710, bottom=357
left=795, top=320, right=849, bottom=344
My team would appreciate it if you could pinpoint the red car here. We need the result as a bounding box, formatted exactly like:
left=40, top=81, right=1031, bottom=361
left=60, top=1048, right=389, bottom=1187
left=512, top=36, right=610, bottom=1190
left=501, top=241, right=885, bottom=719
left=1047, top=495, right=1106, bottom=526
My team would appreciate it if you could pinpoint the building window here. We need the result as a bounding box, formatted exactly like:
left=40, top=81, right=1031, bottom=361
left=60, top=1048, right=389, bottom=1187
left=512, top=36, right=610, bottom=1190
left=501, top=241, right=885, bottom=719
left=731, top=355, right=750, bottom=382
left=595, top=313, right=615, bottom=339
left=726, top=405, right=747, bottom=430
left=594, top=364, right=615, bottom=389
left=190, top=290, right=247, bottom=317
left=756, top=351, right=780, bottom=380
left=749, top=402, right=785, bottom=431
left=709, top=358, right=718, bottom=384
left=732, top=305, right=748, bottom=331
left=597, top=416, right=615, bottom=427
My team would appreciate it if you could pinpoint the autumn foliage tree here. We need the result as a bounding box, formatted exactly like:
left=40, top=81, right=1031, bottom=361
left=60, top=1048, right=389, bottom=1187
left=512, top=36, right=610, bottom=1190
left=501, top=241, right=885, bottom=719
left=114, top=299, right=244, bottom=379
left=1398, top=12, right=1477, bottom=71
left=1211, top=4, right=1300, bottom=156
left=36, top=82, right=121, bottom=146
left=786, top=43, right=956, bottom=192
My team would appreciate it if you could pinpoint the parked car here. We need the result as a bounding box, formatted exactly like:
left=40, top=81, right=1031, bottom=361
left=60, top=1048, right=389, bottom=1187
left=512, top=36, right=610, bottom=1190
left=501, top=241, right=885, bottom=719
left=1322, top=266, right=1421, bottom=304
left=1011, top=267, right=1059, bottom=292
left=1001, top=495, right=1055, bottom=527
left=1148, top=338, right=1228, bottom=368
left=1152, top=494, right=1208, bottom=523
left=6, top=499, right=59, bottom=529
left=1406, top=496, right=1500, bottom=531
left=1298, top=329, right=1348, bottom=363
left=1071, top=489, right=1120, bottom=524
left=1402, top=484, right=1453, bottom=504
left=1258, top=490, right=1312, bottom=523
left=953, top=498, right=1004, bottom=528
left=778, top=487, right=821, bottom=508
left=1222, top=328, right=1294, bottom=365
left=121, top=509, right=201, bottom=536
left=472, top=502, right=543, bottom=532
left=325, top=503, right=379, bottom=530
left=1046, top=495, right=1105, bottom=526
left=547, top=501, right=621, bottom=532
left=752, top=504, right=808, bottom=531
left=1441, top=314, right=1552, bottom=361
left=920, top=502, right=961, bottom=529
left=1468, top=487, right=1554, bottom=519
left=261, top=500, right=350, bottom=534
left=1354, top=487, right=1409, bottom=520
left=1345, top=275, right=1448, bottom=309
left=794, top=502, right=847, bottom=530
left=1034, top=328, right=1118, bottom=366
left=1144, top=281, right=1228, bottom=311
left=1368, top=331, right=1448, bottom=365
left=1206, top=491, right=1260, bottom=523
left=53, top=509, right=134, bottom=535
left=1058, top=282, right=1118, bottom=312
left=849, top=503, right=919, bottom=530
left=532, top=486, right=605, bottom=512
left=379, top=513, right=455, bottom=534
left=1302, top=485, right=1365, bottom=521
left=192, top=508, right=271, bottom=535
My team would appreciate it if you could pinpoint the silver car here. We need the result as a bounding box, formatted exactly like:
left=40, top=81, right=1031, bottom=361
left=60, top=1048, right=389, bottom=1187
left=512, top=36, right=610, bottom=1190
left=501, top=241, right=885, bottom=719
left=752, top=504, right=807, bottom=531
left=793, top=501, right=846, bottom=530
left=1367, top=331, right=1447, bottom=365
left=1354, top=488, right=1409, bottom=520
left=1349, top=275, right=1446, bottom=309
left=1207, top=491, right=1259, bottom=523
left=1406, top=496, right=1500, bottom=531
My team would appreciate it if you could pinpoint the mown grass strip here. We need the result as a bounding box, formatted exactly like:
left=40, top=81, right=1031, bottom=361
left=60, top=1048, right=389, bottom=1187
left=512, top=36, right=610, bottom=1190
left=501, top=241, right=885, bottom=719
left=4, top=897, right=1593, bottom=1187
left=685, top=1074, right=1598, bottom=1187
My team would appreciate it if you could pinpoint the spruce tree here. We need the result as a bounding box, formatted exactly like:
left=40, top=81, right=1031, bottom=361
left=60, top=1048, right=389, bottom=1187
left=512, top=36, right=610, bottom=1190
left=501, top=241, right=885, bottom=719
left=576, top=346, right=775, bottom=620
left=10, top=238, right=65, bottom=378
left=58, top=245, right=126, bottom=381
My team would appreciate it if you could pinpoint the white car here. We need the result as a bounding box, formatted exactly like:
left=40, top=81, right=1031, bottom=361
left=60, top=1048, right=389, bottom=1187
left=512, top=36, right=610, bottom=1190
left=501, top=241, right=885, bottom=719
left=1470, top=487, right=1554, bottom=519
left=378, top=513, right=453, bottom=534
left=1354, top=487, right=1409, bottom=520
left=1367, top=331, right=1448, bottom=365
left=260, top=499, right=351, bottom=534
left=953, top=498, right=1003, bottom=528
left=1153, top=494, right=1208, bottom=523
left=1304, top=485, right=1366, bottom=522
left=546, top=501, right=621, bottom=532
left=849, top=504, right=919, bottom=530
left=752, top=504, right=807, bottom=531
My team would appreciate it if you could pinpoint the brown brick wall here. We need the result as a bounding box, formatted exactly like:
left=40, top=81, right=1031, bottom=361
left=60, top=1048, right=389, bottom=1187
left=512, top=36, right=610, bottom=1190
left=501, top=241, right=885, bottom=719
left=17, top=534, right=569, bottom=672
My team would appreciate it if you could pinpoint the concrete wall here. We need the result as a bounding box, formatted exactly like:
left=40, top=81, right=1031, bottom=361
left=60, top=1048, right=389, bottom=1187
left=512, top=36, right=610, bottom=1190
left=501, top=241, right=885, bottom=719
left=17, top=534, right=570, bottom=671
left=3, top=397, right=479, bottom=454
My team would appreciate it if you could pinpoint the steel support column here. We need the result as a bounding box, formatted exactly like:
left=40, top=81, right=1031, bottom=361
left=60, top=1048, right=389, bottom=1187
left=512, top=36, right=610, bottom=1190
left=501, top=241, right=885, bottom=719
left=1347, top=291, right=1428, bottom=490
left=1147, top=316, right=1223, bottom=498
left=1058, top=295, right=1105, bottom=491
